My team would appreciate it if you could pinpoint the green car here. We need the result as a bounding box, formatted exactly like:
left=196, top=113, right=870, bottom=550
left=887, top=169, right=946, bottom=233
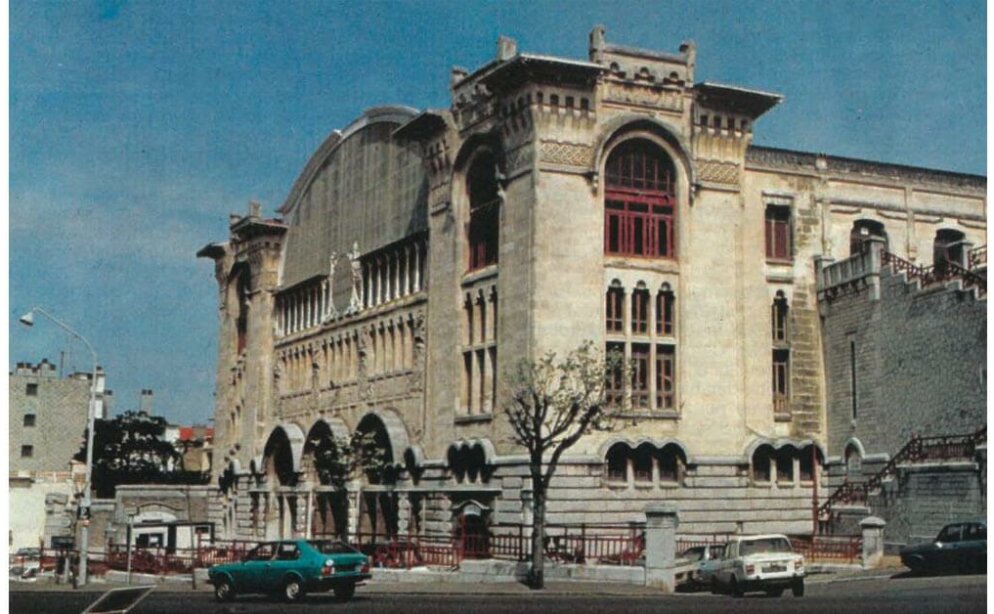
left=208, top=539, right=371, bottom=603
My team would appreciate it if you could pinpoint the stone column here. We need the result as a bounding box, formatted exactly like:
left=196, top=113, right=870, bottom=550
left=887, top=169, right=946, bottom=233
left=860, top=516, right=886, bottom=569
left=644, top=503, right=679, bottom=591
left=866, top=236, right=886, bottom=301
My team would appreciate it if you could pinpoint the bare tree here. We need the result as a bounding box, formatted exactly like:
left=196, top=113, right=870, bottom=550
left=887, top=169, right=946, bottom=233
left=504, top=341, right=621, bottom=589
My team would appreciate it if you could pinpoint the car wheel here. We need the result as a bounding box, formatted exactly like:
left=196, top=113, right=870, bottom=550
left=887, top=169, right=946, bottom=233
left=766, top=588, right=784, bottom=597
left=731, top=578, right=743, bottom=598
left=214, top=578, right=236, bottom=603
left=792, top=578, right=805, bottom=597
left=710, top=578, right=721, bottom=595
left=283, top=576, right=305, bottom=603
left=334, top=582, right=356, bottom=602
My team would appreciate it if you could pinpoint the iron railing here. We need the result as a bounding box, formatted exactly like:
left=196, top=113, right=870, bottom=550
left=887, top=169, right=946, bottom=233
left=818, top=425, right=986, bottom=525
left=882, top=251, right=986, bottom=296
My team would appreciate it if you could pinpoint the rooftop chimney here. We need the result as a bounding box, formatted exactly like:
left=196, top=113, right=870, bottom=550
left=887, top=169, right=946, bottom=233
left=139, top=389, right=154, bottom=414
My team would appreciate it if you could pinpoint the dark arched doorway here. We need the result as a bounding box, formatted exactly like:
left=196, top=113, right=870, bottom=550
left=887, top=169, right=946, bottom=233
left=355, top=414, right=399, bottom=539
left=304, top=421, right=350, bottom=540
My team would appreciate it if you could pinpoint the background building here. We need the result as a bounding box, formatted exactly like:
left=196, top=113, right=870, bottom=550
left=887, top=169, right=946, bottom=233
left=8, top=359, right=109, bottom=551
left=199, top=28, right=985, bottom=545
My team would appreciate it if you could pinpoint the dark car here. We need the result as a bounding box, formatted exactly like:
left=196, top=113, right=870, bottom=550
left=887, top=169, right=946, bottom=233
left=900, top=520, right=986, bottom=574
left=208, top=539, right=370, bottom=603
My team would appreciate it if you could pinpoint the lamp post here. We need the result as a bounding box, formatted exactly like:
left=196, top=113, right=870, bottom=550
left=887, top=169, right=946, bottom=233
left=19, top=307, right=99, bottom=586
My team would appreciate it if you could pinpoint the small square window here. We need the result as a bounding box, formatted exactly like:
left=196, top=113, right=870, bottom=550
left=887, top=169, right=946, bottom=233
left=23, top=414, right=36, bottom=427
left=20, top=445, right=34, bottom=458
left=26, top=383, right=38, bottom=396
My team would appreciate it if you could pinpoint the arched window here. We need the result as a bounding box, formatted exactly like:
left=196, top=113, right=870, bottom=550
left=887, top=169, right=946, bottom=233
left=845, top=444, right=862, bottom=476
left=235, top=270, right=251, bottom=354
left=606, top=443, right=629, bottom=482
left=798, top=445, right=819, bottom=482
left=606, top=283, right=624, bottom=332
left=849, top=220, right=888, bottom=256
left=656, top=284, right=675, bottom=336
left=631, top=286, right=650, bottom=334
left=604, top=140, right=677, bottom=258
left=658, top=444, right=685, bottom=483
left=775, top=447, right=795, bottom=483
left=933, top=229, right=966, bottom=273
left=633, top=444, right=654, bottom=483
left=752, top=445, right=773, bottom=482
left=771, top=291, right=789, bottom=344
left=467, top=152, right=500, bottom=270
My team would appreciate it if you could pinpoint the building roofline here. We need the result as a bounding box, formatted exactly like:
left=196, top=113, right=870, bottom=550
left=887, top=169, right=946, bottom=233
left=747, top=145, right=987, bottom=187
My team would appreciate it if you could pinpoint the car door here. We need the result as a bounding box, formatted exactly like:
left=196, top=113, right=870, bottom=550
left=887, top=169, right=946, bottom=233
left=240, top=543, right=276, bottom=592
left=958, top=523, right=986, bottom=571
left=935, top=524, right=962, bottom=569
left=270, top=542, right=303, bottom=590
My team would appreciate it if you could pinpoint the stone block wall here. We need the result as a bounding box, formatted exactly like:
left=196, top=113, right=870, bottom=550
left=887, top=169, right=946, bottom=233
left=869, top=462, right=986, bottom=548
left=822, top=267, right=986, bottom=460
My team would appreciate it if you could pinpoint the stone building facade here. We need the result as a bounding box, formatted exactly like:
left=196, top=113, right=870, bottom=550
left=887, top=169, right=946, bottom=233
left=198, top=29, right=986, bottom=543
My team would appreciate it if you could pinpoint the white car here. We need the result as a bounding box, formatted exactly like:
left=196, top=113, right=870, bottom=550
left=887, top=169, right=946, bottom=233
left=711, top=534, right=804, bottom=597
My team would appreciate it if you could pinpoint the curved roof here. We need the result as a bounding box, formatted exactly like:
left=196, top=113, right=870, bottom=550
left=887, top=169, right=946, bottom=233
left=279, top=106, right=428, bottom=292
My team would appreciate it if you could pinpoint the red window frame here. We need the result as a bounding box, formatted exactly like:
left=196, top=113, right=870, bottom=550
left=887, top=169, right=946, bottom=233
left=467, top=153, right=500, bottom=271
left=772, top=349, right=790, bottom=413
left=765, top=205, right=791, bottom=261
left=468, top=199, right=499, bottom=270
left=656, top=289, right=674, bottom=336
left=656, top=345, right=675, bottom=410
left=771, top=296, right=788, bottom=343
left=631, top=289, right=649, bottom=334
left=606, top=287, right=624, bottom=333
left=631, top=344, right=650, bottom=409
left=604, top=141, right=677, bottom=259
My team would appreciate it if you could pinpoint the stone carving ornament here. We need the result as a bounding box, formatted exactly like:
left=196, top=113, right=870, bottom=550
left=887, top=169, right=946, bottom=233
left=539, top=140, right=593, bottom=167
left=323, top=251, right=339, bottom=322
left=347, top=243, right=362, bottom=315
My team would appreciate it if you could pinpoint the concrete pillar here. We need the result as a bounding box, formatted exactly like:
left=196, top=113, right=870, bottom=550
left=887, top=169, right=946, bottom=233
left=860, top=516, right=886, bottom=568
left=866, top=236, right=886, bottom=301
left=644, top=503, right=679, bottom=591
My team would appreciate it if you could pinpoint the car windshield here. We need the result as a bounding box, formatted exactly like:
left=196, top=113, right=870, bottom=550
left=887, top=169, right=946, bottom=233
left=309, top=540, right=358, bottom=555
left=708, top=545, right=725, bottom=558
left=680, top=547, right=704, bottom=562
left=738, top=538, right=792, bottom=556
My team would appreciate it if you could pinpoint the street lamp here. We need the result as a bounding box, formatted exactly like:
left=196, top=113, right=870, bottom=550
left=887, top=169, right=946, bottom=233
left=19, top=306, right=99, bottom=587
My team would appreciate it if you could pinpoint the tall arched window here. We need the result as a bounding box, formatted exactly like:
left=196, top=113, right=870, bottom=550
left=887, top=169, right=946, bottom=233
left=606, top=283, right=624, bottom=332
left=604, top=140, right=677, bottom=258
left=467, top=152, right=500, bottom=271
left=849, top=220, right=888, bottom=256
left=771, top=291, right=789, bottom=344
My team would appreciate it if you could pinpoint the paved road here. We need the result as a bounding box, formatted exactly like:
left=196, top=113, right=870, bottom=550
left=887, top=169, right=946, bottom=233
left=10, top=574, right=985, bottom=614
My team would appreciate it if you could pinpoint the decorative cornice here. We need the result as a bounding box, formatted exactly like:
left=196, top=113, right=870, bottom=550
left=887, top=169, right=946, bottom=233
left=747, top=146, right=986, bottom=190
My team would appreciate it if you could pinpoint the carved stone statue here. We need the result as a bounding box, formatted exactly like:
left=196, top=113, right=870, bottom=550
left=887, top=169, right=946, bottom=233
left=347, top=242, right=363, bottom=315
left=323, top=251, right=339, bottom=322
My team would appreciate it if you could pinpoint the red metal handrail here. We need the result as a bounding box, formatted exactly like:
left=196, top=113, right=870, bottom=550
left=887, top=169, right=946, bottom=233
left=882, top=251, right=986, bottom=296
left=819, top=425, right=986, bottom=522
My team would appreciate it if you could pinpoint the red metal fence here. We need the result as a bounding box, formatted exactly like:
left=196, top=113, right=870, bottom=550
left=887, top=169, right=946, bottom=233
left=350, top=523, right=645, bottom=569
left=675, top=534, right=861, bottom=564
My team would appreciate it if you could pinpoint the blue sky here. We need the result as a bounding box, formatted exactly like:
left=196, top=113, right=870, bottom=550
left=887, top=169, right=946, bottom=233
left=8, top=1, right=986, bottom=425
